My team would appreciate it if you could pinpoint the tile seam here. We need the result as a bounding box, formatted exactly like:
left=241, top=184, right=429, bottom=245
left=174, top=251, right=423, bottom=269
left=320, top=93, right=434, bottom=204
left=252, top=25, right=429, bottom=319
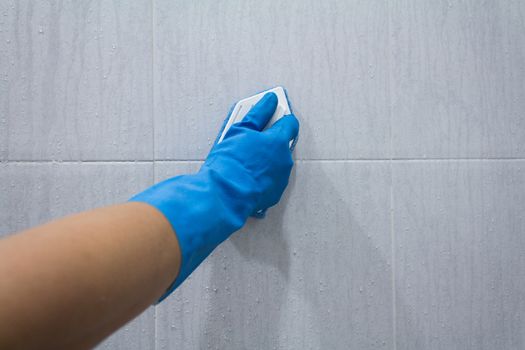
left=387, top=0, right=397, bottom=347
left=150, top=0, right=159, bottom=348
left=4, top=158, right=525, bottom=165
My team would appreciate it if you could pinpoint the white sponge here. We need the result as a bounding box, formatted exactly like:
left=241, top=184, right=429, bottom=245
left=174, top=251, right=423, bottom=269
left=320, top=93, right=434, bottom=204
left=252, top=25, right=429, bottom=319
left=218, top=86, right=291, bottom=144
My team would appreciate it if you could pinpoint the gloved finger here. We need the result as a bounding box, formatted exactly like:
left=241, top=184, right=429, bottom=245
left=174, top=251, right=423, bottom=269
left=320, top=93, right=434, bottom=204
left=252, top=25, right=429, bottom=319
left=236, top=92, right=278, bottom=131
left=266, top=114, right=300, bottom=143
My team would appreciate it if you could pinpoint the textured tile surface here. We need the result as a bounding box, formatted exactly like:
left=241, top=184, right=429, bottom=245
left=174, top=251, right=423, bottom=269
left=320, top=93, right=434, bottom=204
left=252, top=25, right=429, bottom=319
left=0, top=162, right=153, bottom=235
left=0, top=162, right=155, bottom=349
left=0, top=1, right=153, bottom=161
left=391, top=1, right=525, bottom=158
left=96, top=307, right=155, bottom=350
left=154, top=161, right=393, bottom=349
left=2, top=1, right=525, bottom=349
left=393, top=161, right=525, bottom=349
left=0, top=2, right=10, bottom=161
left=153, top=0, right=390, bottom=160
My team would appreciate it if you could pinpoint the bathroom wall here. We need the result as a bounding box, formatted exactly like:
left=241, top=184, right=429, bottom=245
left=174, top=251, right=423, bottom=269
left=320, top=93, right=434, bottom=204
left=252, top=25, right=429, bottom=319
left=1, top=1, right=524, bottom=349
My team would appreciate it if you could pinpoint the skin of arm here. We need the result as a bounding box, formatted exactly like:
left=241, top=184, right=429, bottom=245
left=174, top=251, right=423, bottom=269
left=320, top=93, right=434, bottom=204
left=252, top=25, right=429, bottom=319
left=0, top=202, right=180, bottom=349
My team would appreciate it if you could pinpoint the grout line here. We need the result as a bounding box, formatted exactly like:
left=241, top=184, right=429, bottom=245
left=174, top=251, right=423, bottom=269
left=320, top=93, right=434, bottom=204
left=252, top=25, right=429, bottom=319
left=295, top=158, right=525, bottom=163
left=150, top=0, right=159, bottom=348
left=4, top=158, right=525, bottom=165
left=387, top=0, right=397, bottom=347
left=154, top=157, right=525, bottom=163
left=298, top=157, right=525, bottom=162
left=151, top=0, right=157, bottom=181
left=390, top=164, right=396, bottom=350
left=155, top=159, right=203, bottom=163
left=388, top=157, right=525, bottom=161
left=1, top=160, right=154, bottom=164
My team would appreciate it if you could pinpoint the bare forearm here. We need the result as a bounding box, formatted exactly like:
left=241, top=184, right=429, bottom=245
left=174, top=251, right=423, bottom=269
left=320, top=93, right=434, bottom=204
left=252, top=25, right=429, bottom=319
left=0, top=202, right=180, bottom=349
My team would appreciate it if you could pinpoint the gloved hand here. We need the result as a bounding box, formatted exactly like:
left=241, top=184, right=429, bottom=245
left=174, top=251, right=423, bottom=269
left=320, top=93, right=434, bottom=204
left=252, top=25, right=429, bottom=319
left=130, top=92, right=299, bottom=301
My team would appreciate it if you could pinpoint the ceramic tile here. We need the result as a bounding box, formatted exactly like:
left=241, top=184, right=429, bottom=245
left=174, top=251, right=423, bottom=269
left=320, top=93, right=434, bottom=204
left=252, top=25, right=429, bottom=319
left=154, top=0, right=391, bottom=161
left=391, top=1, right=525, bottom=158
left=1, top=1, right=153, bottom=161
left=96, top=307, right=155, bottom=350
left=393, top=161, right=525, bottom=349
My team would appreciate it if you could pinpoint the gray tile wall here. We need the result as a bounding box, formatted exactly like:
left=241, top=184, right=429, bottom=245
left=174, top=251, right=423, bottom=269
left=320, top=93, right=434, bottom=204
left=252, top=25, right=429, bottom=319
left=1, top=1, right=153, bottom=161
left=393, top=161, right=525, bottom=349
left=1, top=1, right=524, bottom=349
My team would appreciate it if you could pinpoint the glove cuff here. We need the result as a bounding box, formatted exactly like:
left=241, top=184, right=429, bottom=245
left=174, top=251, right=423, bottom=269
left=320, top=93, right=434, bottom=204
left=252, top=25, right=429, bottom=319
left=130, top=168, right=256, bottom=302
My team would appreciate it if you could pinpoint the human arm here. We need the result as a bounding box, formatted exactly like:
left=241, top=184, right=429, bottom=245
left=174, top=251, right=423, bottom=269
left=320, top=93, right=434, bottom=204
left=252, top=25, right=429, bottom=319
left=0, top=91, right=299, bottom=348
left=0, top=203, right=180, bottom=349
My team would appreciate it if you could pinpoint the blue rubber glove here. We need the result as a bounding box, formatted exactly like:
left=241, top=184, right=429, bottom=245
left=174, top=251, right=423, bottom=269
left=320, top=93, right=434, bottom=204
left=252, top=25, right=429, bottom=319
left=130, top=92, right=299, bottom=301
